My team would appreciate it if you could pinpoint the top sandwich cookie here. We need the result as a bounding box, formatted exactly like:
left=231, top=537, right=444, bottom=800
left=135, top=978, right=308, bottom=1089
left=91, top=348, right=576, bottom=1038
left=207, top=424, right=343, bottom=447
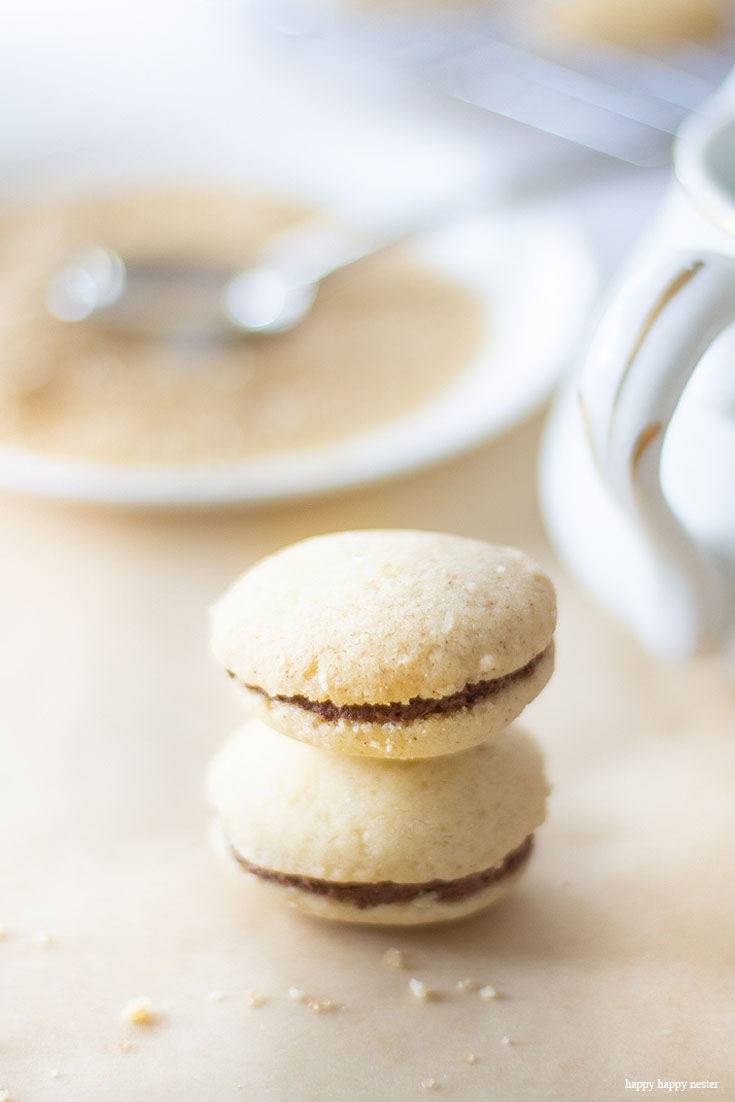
left=211, top=529, right=556, bottom=758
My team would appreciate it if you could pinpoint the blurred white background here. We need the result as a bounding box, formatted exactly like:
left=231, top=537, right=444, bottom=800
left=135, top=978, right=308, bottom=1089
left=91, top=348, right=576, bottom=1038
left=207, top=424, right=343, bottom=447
left=0, top=0, right=683, bottom=272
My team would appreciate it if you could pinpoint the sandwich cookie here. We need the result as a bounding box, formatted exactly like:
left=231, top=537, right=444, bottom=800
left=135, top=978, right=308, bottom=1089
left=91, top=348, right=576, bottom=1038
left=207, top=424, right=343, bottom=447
left=211, top=529, right=556, bottom=759
left=207, top=718, right=549, bottom=925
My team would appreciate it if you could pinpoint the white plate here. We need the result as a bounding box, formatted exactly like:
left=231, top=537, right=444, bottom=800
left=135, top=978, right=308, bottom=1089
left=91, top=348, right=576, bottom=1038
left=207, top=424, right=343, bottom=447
left=0, top=203, right=598, bottom=506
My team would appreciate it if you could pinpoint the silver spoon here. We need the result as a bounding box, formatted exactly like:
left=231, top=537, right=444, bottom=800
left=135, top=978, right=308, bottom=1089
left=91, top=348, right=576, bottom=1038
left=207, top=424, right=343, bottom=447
left=44, top=218, right=414, bottom=340
left=44, top=141, right=630, bottom=340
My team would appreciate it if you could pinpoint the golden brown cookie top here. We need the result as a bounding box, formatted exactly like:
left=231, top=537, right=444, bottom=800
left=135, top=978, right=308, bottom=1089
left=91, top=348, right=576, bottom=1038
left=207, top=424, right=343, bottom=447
left=211, top=529, right=556, bottom=709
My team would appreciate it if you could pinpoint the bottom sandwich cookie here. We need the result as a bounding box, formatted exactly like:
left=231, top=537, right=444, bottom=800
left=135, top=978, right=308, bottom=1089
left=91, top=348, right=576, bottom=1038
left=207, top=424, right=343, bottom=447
left=206, top=718, right=549, bottom=925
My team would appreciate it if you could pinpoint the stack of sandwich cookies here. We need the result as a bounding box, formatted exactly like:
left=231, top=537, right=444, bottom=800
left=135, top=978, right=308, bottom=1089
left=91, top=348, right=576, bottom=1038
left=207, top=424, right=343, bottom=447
left=208, top=530, right=556, bottom=925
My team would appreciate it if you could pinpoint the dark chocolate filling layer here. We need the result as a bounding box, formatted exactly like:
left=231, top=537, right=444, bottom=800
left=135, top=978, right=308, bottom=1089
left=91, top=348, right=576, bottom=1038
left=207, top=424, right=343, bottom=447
left=229, top=835, right=533, bottom=909
left=229, top=647, right=549, bottom=725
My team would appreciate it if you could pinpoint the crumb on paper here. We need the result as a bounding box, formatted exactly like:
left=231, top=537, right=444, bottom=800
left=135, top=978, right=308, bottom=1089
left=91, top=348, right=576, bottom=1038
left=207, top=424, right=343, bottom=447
left=246, top=989, right=266, bottom=1008
left=308, top=998, right=339, bottom=1014
left=382, top=947, right=406, bottom=969
left=121, top=997, right=155, bottom=1025
left=409, top=978, right=436, bottom=1001
left=287, top=986, right=338, bottom=1012
left=0, top=924, right=7, bottom=939
left=50, top=1069, right=60, bottom=1079
left=0, top=1090, right=10, bottom=1101
left=462, top=1052, right=478, bottom=1065
left=421, top=1079, right=439, bottom=1091
left=478, top=984, right=498, bottom=1000
left=119, top=1038, right=132, bottom=1053
left=35, top=930, right=53, bottom=947
left=209, top=989, right=226, bottom=1002
left=500, top=1036, right=513, bottom=1046
left=456, top=977, right=478, bottom=993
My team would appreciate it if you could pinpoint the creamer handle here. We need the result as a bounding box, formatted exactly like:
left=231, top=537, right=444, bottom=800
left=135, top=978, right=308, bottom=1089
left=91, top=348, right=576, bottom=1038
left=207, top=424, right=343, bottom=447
left=578, top=250, right=735, bottom=657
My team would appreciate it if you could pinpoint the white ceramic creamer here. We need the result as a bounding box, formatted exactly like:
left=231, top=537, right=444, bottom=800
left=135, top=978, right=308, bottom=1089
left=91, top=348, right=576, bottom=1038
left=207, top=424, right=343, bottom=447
left=540, top=72, right=735, bottom=662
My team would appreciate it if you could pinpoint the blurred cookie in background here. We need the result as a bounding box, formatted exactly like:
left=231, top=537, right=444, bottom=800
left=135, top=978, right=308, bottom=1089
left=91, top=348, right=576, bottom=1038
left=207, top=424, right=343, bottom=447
left=538, top=0, right=731, bottom=47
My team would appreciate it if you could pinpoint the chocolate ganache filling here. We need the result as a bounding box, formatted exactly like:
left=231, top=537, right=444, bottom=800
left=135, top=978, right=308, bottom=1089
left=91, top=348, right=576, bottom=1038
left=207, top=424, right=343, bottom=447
left=229, top=647, right=549, bottom=724
left=229, top=835, right=533, bottom=909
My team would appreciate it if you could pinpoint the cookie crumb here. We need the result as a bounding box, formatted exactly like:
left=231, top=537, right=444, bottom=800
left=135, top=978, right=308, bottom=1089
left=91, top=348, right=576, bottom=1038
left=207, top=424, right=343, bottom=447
left=0, top=924, right=7, bottom=939
left=35, top=930, right=53, bottom=947
left=50, top=1069, right=60, bottom=1079
left=287, top=986, right=337, bottom=1012
left=209, top=989, right=226, bottom=1002
left=307, top=998, right=337, bottom=1013
left=456, top=977, right=478, bottom=993
left=409, top=978, right=434, bottom=1001
left=421, top=1079, right=439, bottom=1091
left=478, top=984, right=498, bottom=1000
left=119, top=1038, right=132, bottom=1053
left=462, top=1052, right=478, bottom=1064
left=500, top=1036, right=513, bottom=1046
left=121, top=997, right=155, bottom=1025
left=382, top=947, right=406, bottom=970
left=246, top=989, right=266, bottom=1008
